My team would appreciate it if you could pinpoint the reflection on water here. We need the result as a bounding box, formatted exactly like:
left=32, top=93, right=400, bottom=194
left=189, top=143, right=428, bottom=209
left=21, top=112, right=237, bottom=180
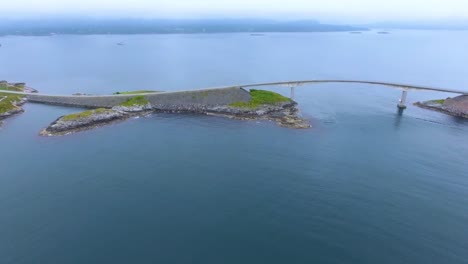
left=394, top=108, right=405, bottom=129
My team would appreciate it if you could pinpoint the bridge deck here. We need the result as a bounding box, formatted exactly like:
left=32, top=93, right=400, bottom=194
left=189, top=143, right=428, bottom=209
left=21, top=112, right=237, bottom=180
left=1, top=80, right=466, bottom=103
left=238, top=80, right=468, bottom=94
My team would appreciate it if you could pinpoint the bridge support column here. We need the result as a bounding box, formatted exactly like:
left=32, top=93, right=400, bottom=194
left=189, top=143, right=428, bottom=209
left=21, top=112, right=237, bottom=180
left=398, top=90, right=408, bottom=109
left=290, top=86, right=295, bottom=100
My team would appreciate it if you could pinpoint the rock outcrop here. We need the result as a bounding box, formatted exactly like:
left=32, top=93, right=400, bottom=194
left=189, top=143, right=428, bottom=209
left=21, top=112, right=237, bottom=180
left=0, top=96, right=27, bottom=120
left=40, top=109, right=129, bottom=136
left=112, top=103, right=153, bottom=113
left=415, top=95, right=468, bottom=118
left=40, top=97, right=156, bottom=136
left=207, top=101, right=310, bottom=129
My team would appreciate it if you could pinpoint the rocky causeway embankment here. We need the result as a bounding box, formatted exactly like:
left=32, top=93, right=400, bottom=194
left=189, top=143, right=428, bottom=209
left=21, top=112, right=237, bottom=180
left=415, top=95, right=468, bottom=118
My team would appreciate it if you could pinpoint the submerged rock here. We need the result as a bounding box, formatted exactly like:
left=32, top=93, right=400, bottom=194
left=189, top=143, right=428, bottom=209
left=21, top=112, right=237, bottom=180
left=415, top=95, right=468, bottom=118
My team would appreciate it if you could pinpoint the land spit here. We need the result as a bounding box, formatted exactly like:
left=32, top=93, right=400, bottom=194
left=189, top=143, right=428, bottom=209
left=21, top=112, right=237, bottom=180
left=40, top=105, right=154, bottom=136
left=38, top=89, right=310, bottom=136
left=40, top=100, right=310, bottom=136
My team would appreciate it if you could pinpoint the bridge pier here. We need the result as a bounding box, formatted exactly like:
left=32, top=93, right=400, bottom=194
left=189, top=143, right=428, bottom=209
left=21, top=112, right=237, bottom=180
left=398, top=90, right=408, bottom=109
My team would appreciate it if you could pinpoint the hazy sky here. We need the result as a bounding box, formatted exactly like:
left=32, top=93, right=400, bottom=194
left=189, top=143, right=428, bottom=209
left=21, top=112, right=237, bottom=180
left=2, top=0, right=468, bottom=22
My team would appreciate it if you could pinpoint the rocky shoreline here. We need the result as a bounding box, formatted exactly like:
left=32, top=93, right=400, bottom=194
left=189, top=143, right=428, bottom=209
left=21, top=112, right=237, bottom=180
left=40, top=109, right=128, bottom=136
left=207, top=101, right=310, bottom=129
left=414, top=95, right=468, bottom=119
left=40, top=100, right=310, bottom=136
left=40, top=104, right=154, bottom=136
left=0, top=81, right=37, bottom=125
left=1, top=85, right=310, bottom=135
left=0, top=96, right=27, bottom=126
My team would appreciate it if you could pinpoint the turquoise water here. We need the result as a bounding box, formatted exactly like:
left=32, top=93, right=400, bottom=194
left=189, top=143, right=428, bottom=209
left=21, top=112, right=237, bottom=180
left=1, top=30, right=468, bottom=263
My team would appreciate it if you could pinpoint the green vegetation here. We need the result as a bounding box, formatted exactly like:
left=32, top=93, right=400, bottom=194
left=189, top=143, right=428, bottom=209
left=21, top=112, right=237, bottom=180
left=119, top=95, right=149, bottom=107
left=230, top=89, right=291, bottom=108
left=428, top=99, right=445, bottom=105
left=114, top=90, right=158, bottom=95
left=61, top=108, right=111, bottom=121
left=0, top=82, right=25, bottom=92
left=0, top=92, right=24, bottom=114
left=14, top=83, right=25, bottom=90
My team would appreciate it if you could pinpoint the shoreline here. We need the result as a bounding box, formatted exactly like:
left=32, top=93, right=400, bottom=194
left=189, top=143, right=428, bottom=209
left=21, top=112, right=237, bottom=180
left=37, top=89, right=309, bottom=136
left=0, top=81, right=37, bottom=124
left=0, top=96, right=27, bottom=122
left=40, top=101, right=310, bottom=136
left=40, top=111, right=154, bottom=136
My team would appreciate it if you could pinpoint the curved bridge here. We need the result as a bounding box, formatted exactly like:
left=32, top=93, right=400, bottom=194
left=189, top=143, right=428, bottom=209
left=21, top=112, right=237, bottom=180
left=237, top=80, right=467, bottom=109
left=238, top=80, right=468, bottom=94
left=1, top=79, right=467, bottom=109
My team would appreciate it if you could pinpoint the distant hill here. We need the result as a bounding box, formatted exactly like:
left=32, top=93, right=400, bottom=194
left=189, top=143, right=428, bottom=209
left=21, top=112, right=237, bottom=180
left=0, top=18, right=368, bottom=36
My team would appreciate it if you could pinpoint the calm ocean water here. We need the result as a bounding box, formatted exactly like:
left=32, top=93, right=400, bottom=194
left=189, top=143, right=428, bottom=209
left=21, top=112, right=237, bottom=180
left=1, top=30, right=468, bottom=264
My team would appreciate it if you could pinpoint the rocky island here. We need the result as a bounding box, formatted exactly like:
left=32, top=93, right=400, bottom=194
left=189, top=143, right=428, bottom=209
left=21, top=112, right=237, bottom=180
left=414, top=95, right=468, bottom=118
left=40, top=90, right=310, bottom=136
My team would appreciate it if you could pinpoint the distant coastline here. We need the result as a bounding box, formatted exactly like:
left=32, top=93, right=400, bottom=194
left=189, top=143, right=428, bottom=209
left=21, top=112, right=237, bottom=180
left=0, top=19, right=368, bottom=36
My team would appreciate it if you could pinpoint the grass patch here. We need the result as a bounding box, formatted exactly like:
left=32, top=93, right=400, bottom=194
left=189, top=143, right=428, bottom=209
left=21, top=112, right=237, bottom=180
left=0, top=85, right=23, bottom=92
left=230, top=89, right=291, bottom=108
left=114, top=90, right=158, bottom=95
left=0, top=93, right=25, bottom=114
left=428, top=99, right=445, bottom=104
left=61, top=108, right=111, bottom=121
left=0, top=82, right=25, bottom=92
left=119, top=95, right=149, bottom=107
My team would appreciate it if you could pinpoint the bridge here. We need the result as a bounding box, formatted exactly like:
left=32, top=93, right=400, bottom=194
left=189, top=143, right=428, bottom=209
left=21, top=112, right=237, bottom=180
left=1, top=80, right=467, bottom=110
left=237, top=80, right=468, bottom=109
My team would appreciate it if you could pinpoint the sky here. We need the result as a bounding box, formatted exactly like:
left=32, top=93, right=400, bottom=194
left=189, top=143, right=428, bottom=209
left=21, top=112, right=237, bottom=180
left=2, top=0, right=468, bottom=23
